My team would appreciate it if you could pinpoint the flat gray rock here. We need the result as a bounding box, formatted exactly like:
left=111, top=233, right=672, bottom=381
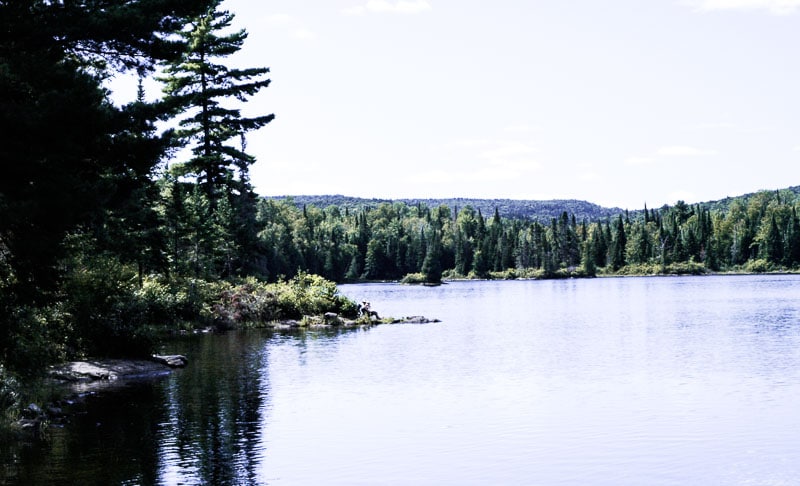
left=49, top=355, right=188, bottom=382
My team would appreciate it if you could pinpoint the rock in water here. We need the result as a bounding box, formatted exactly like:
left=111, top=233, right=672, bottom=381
left=151, top=355, right=189, bottom=368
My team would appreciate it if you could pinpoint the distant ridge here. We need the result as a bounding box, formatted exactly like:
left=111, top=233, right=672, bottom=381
left=696, top=185, right=800, bottom=213
left=265, top=195, right=624, bottom=222
left=266, top=185, right=800, bottom=222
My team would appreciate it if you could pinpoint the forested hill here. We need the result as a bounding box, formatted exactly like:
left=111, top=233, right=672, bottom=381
left=271, top=185, right=800, bottom=223
left=266, top=195, right=624, bottom=222
left=699, top=185, right=800, bottom=214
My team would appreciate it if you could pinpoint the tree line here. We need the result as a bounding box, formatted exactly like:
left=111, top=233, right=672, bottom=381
left=252, top=189, right=800, bottom=283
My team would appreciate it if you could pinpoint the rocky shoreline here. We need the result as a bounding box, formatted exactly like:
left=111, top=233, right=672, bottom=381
left=266, top=314, right=440, bottom=330
left=43, top=314, right=438, bottom=389
left=48, top=354, right=188, bottom=383
left=13, top=355, right=188, bottom=435
left=13, top=314, right=439, bottom=435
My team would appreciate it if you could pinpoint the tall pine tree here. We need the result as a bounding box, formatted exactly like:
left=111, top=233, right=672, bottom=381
left=160, top=0, right=274, bottom=204
left=159, top=0, right=273, bottom=277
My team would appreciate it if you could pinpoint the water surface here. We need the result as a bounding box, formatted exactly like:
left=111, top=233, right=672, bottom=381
left=3, top=275, right=800, bottom=485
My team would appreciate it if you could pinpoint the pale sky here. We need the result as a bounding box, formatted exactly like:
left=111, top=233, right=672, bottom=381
left=123, top=0, right=800, bottom=209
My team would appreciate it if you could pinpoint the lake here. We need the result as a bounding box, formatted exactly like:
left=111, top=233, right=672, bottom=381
left=3, top=275, right=800, bottom=485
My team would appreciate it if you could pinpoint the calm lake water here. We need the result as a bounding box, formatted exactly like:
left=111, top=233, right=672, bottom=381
left=3, top=275, right=800, bottom=485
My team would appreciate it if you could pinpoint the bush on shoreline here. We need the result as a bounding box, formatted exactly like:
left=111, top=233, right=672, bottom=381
left=2, top=264, right=360, bottom=377
left=0, top=269, right=362, bottom=429
left=606, top=261, right=708, bottom=276
left=435, top=261, right=796, bottom=281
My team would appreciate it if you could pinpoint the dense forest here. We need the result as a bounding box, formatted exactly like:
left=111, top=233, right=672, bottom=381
left=258, top=188, right=800, bottom=283
left=2, top=0, right=800, bottom=423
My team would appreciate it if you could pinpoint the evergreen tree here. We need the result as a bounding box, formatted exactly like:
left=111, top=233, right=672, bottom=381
left=581, top=238, right=597, bottom=277
left=785, top=208, right=800, bottom=267
left=592, top=223, right=608, bottom=268
left=158, top=1, right=274, bottom=278
left=684, top=223, right=699, bottom=262
left=229, top=187, right=267, bottom=277
left=472, top=249, right=489, bottom=278
left=421, top=230, right=443, bottom=283
left=763, top=214, right=783, bottom=264
left=98, top=79, right=171, bottom=285
left=670, top=219, right=685, bottom=262
left=609, top=216, right=627, bottom=270
left=625, top=221, right=651, bottom=264
left=589, top=224, right=604, bottom=268
left=160, top=0, right=274, bottom=205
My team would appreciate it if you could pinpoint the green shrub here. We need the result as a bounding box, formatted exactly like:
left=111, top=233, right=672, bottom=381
left=400, top=273, right=427, bottom=284
left=665, top=261, right=708, bottom=275
left=0, top=364, right=20, bottom=418
left=2, top=304, right=69, bottom=377
left=613, top=261, right=708, bottom=276
left=134, top=276, right=183, bottom=326
left=516, top=268, right=546, bottom=279
left=615, top=263, right=648, bottom=275
left=744, top=258, right=771, bottom=273
left=212, top=279, right=280, bottom=329
left=61, top=254, right=154, bottom=358
left=489, top=269, right=518, bottom=280
left=441, top=269, right=465, bottom=280
left=273, top=272, right=358, bottom=319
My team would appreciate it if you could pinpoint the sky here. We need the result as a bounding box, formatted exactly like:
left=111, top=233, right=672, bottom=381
left=118, top=0, right=800, bottom=209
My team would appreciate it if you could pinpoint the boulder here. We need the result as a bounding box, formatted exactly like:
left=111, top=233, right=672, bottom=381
left=151, top=355, right=188, bottom=368
left=23, top=403, right=43, bottom=419
left=49, top=356, right=188, bottom=383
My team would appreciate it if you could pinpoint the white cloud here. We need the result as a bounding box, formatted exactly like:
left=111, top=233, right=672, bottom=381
left=681, top=0, right=800, bottom=14
left=444, top=138, right=493, bottom=149
left=626, top=145, right=717, bottom=167
left=492, top=159, right=542, bottom=172
left=418, top=161, right=539, bottom=186
left=692, top=122, right=736, bottom=130
left=342, top=6, right=366, bottom=15
left=264, top=14, right=292, bottom=25
left=292, top=28, right=317, bottom=41
left=261, top=13, right=317, bottom=41
left=504, top=124, right=540, bottom=134
left=625, top=156, right=656, bottom=166
left=344, top=0, right=432, bottom=15
left=579, top=171, right=602, bottom=182
left=479, top=141, right=539, bottom=161
left=439, top=138, right=540, bottom=184
left=656, top=145, right=718, bottom=157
